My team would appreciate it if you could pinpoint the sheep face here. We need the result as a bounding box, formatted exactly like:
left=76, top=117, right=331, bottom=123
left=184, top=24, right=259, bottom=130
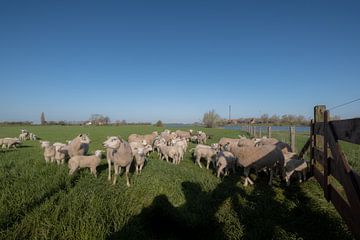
left=78, top=134, right=91, bottom=144
left=40, top=141, right=51, bottom=148
left=103, top=136, right=121, bottom=149
left=95, top=150, right=103, bottom=158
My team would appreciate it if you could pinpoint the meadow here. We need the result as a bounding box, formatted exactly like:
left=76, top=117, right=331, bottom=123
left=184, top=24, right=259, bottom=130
left=0, top=125, right=356, bottom=240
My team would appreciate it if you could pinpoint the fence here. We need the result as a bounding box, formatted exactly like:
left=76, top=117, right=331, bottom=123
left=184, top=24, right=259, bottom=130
left=242, top=125, right=297, bottom=152
left=298, top=105, right=360, bottom=239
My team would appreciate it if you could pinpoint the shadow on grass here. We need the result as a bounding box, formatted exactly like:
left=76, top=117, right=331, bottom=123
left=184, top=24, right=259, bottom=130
left=108, top=173, right=353, bottom=240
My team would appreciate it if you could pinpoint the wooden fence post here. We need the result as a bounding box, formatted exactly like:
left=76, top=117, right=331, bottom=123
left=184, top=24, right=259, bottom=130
left=290, top=126, right=296, bottom=152
left=268, top=126, right=272, bottom=138
left=259, top=126, right=262, bottom=138
left=324, top=110, right=330, bottom=201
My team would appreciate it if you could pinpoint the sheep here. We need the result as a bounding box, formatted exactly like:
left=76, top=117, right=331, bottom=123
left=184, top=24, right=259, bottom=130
left=68, top=150, right=103, bottom=177
left=65, top=134, right=91, bottom=157
left=197, top=131, right=207, bottom=144
left=256, top=138, right=292, bottom=155
left=40, top=141, right=56, bottom=163
left=129, top=141, right=147, bottom=155
left=133, top=145, right=153, bottom=175
left=155, top=142, right=179, bottom=164
left=53, top=143, right=68, bottom=164
left=19, top=132, right=28, bottom=141
left=216, top=151, right=236, bottom=178
left=103, top=136, right=118, bottom=181
left=190, top=135, right=198, bottom=143
left=128, top=131, right=158, bottom=146
left=103, top=136, right=133, bottom=186
left=226, top=143, right=284, bottom=186
left=193, top=144, right=219, bottom=169
left=283, top=155, right=308, bottom=186
left=171, top=138, right=187, bottom=161
left=29, top=132, right=37, bottom=140
left=1, top=138, right=21, bottom=149
left=175, top=130, right=191, bottom=140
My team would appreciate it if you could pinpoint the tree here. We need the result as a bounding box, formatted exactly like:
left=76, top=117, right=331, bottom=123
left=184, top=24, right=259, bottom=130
left=40, top=112, right=46, bottom=125
left=89, top=114, right=110, bottom=125
left=202, top=110, right=221, bottom=128
left=155, top=120, right=164, bottom=127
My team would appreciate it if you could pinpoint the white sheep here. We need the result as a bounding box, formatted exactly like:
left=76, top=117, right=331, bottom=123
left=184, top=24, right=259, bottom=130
left=133, top=145, right=153, bottom=175
left=40, top=141, right=56, bottom=163
left=226, top=143, right=284, bottom=186
left=68, top=150, right=103, bottom=177
left=53, top=143, right=68, bottom=164
left=216, top=151, right=236, bottom=178
left=103, top=137, right=133, bottom=186
left=65, top=134, right=91, bottom=157
left=193, top=144, right=219, bottom=169
left=283, top=155, right=308, bottom=186
left=155, top=142, right=179, bottom=164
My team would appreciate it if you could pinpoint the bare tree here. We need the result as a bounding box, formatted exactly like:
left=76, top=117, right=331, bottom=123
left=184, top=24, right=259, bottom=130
left=203, top=110, right=221, bottom=128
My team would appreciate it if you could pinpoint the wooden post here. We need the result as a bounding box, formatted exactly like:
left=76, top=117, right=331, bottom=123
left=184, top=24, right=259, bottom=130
left=324, top=110, right=330, bottom=201
left=290, top=126, right=296, bottom=152
left=259, top=126, right=262, bottom=138
left=268, top=126, right=272, bottom=138
left=310, top=120, right=314, bottom=176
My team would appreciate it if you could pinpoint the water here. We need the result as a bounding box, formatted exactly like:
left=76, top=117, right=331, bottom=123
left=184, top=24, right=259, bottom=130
left=224, top=125, right=310, bottom=133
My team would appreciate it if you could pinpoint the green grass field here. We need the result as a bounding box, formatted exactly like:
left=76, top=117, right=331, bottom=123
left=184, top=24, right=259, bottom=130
left=0, top=125, right=356, bottom=240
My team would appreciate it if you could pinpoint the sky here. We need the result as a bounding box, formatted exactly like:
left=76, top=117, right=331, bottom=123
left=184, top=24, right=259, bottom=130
left=0, top=0, right=359, bottom=123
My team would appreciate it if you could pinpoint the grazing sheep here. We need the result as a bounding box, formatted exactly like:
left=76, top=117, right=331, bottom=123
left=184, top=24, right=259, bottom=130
left=29, top=133, right=37, bottom=140
left=216, top=151, right=236, bottom=178
left=65, top=134, right=91, bottom=157
left=103, top=137, right=133, bottom=187
left=227, top=143, right=284, bottom=186
left=193, top=144, right=219, bottom=169
left=283, top=156, right=308, bottom=186
left=40, top=141, right=56, bottom=163
left=171, top=138, right=187, bottom=161
left=190, top=135, right=198, bottom=143
left=68, top=150, right=102, bottom=177
left=218, top=137, right=240, bottom=150
left=1, top=138, right=21, bottom=149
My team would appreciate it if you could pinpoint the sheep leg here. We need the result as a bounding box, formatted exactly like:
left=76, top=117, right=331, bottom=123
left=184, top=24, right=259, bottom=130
left=268, top=169, right=274, bottom=186
left=91, top=167, right=97, bottom=177
left=125, top=164, right=131, bottom=187
left=139, top=163, right=144, bottom=174
left=217, top=165, right=225, bottom=178
left=107, top=159, right=112, bottom=181
left=69, top=168, right=76, bottom=175
left=196, top=157, right=202, bottom=168
left=206, top=158, right=210, bottom=169
left=112, top=164, right=119, bottom=185
left=298, top=171, right=303, bottom=183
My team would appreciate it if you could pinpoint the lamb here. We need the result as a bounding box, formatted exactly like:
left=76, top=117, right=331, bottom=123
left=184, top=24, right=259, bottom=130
left=1, top=138, right=21, bottom=149
left=65, top=134, right=91, bottom=157
left=226, top=143, right=284, bottom=186
left=129, top=141, right=147, bottom=155
left=193, top=144, right=219, bottom=169
left=103, top=136, right=133, bottom=186
left=216, top=151, right=236, bottom=178
left=197, top=131, right=207, bottom=144
left=133, top=145, right=153, bottom=175
left=40, top=141, right=56, bottom=163
left=155, top=142, right=179, bottom=164
left=283, top=156, right=307, bottom=186
left=68, top=150, right=103, bottom=177
left=29, top=133, right=37, bottom=140
left=19, top=132, right=28, bottom=141
left=53, top=143, right=68, bottom=164
left=171, top=138, right=187, bottom=161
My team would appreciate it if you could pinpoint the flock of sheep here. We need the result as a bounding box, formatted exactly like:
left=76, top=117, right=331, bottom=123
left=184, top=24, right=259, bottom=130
left=0, top=129, right=37, bottom=149
left=5, top=129, right=308, bottom=187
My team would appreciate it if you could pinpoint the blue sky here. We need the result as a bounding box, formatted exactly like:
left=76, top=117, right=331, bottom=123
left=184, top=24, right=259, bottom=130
left=0, top=0, right=359, bottom=123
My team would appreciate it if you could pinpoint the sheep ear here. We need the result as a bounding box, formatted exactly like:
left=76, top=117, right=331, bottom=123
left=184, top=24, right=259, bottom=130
left=79, top=134, right=83, bottom=137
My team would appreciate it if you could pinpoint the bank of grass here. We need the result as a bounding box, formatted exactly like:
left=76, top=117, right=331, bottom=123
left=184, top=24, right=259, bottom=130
left=0, top=125, right=355, bottom=239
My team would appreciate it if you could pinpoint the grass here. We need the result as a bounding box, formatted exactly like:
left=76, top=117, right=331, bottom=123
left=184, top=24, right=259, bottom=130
left=0, top=125, right=357, bottom=240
